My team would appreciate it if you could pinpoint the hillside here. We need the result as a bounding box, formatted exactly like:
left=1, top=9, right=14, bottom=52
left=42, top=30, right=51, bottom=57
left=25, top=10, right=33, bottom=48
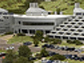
left=0, top=0, right=84, bottom=14
left=40, top=0, right=84, bottom=15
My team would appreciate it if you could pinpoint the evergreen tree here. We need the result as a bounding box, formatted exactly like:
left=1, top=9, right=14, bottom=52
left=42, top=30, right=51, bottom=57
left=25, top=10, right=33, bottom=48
left=18, top=45, right=32, bottom=60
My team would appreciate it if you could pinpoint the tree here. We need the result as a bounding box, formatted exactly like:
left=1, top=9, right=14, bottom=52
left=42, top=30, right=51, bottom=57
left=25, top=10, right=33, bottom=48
left=13, top=56, right=33, bottom=63
left=18, top=45, right=32, bottom=60
left=40, top=48, right=48, bottom=57
left=3, top=50, right=17, bottom=63
left=33, top=38, right=39, bottom=47
left=56, top=8, right=61, bottom=15
left=35, top=30, right=43, bottom=41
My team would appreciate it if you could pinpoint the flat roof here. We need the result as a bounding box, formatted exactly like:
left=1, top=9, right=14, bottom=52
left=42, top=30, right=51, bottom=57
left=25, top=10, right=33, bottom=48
left=13, top=14, right=70, bottom=18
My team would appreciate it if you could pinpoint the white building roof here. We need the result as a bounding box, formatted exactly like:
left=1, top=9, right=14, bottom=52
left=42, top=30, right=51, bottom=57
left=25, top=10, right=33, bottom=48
left=74, top=8, right=84, bottom=13
left=26, top=7, right=47, bottom=13
left=73, top=3, right=84, bottom=13
left=13, top=14, right=70, bottom=19
left=0, top=8, right=8, bottom=12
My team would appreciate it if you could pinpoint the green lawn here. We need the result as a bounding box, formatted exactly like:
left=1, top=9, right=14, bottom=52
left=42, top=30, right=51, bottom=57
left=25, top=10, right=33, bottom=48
left=64, top=59, right=84, bottom=63
left=7, top=36, right=33, bottom=44
left=54, top=40, right=84, bottom=48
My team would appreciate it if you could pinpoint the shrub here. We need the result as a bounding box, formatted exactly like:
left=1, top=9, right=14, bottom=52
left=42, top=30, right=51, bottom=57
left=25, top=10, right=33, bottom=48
left=50, top=54, right=66, bottom=61
left=40, top=48, right=49, bottom=57
left=67, top=40, right=73, bottom=44
left=39, top=6, right=45, bottom=9
left=35, top=54, right=42, bottom=59
left=52, top=39, right=62, bottom=44
left=67, top=40, right=83, bottom=45
left=5, top=32, right=13, bottom=35
left=33, top=38, right=39, bottom=47
left=17, top=33, right=25, bottom=36
left=44, top=36, right=50, bottom=42
left=73, top=40, right=83, bottom=45
left=35, top=31, right=43, bottom=41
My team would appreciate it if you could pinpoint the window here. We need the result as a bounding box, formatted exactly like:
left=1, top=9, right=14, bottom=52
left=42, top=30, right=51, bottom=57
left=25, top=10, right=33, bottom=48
left=71, top=22, right=75, bottom=24
left=67, top=25, right=72, bottom=28
left=70, top=29, right=75, bottom=31
left=55, top=36, right=61, bottom=39
left=70, top=37, right=76, bottom=40
left=30, top=30, right=35, bottom=34
left=22, top=29, right=28, bottom=33
left=81, top=26, right=84, bottom=28
left=78, top=29, right=82, bottom=32
left=56, top=28, right=60, bottom=31
left=76, top=13, right=81, bottom=15
left=23, top=22, right=54, bottom=25
left=52, top=32, right=56, bottom=34
left=72, top=16, right=75, bottom=19
left=46, top=30, right=50, bottom=34
left=75, top=20, right=79, bottom=22
left=48, top=35, right=53, bottom=38
left=78, top=23, right=82, bottom=25
left=79, top=17, right=82, bottom=19
left=74, top=33, right=79, bottom=35
left=18, top=21, right=21, bottom=24
left=66, top=33, right=71, bottom=35
left=59, top=32, right=64, bottom=34
left=63, top=29, right=68, bottom=31
left=63, top=36, right=68, bottom=39
left=3, top=16, right=8, bottom=19
left=60, top=25, right=64, bottom=27
left=81, top=33, right=84, bottom=36
left=74, top=26, right=79, bottom=28
left=78, top=37, right=84, bottom=40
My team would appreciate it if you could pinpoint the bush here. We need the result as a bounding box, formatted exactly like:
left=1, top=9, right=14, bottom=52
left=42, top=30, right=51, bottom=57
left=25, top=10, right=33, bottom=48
left=17, top=33, right=25, bottom=36
left=73, top=40, right=83, bottom=45
left=39, top=6, right=45, bottom=9
left=5, top=32, right=13, bottom=35
left=52, top=39, right=62, bottom=44
left=40, top=48, right=49, bottom=57
left=50, top=54, right=66, bottom=61
left=33, top=38, right=39, bottom=47
left=35, top=54, right=42, bottom=59
left=44, top=36, right=51, bottom=42
left=67, top=40, right=73, bottom=44
left=67, top=40, right=83, bottom=45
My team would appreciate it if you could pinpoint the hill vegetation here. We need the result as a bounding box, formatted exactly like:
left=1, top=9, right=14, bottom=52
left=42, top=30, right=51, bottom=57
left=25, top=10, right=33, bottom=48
left=0, top=0, right=84, bottom=14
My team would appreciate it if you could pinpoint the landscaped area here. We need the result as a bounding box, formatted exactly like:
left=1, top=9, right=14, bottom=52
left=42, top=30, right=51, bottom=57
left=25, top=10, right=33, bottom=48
left=7, top=36, right=33, bottom=44
left=0, top=31, right=84, bottom=63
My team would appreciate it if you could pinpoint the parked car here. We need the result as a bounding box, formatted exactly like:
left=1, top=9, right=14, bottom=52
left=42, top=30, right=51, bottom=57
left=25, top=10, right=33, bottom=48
left=23, top=42, right=32, bottom=46
left=0, top=52, right=6, bottom=57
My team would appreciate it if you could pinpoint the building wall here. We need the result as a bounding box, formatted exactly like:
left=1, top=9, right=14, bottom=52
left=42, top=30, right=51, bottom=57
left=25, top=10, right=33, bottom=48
left=13, top=17, right=67, bottom=35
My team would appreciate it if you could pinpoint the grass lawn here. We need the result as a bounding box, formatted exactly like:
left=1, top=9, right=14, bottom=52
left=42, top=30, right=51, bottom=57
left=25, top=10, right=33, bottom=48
left=0, top=50, right=7, bottom=53
left=56, top=40, right=84, bottom=48
left=7, top=36, right=33, bottom=44
left=64, top=59, right=84, bottom=63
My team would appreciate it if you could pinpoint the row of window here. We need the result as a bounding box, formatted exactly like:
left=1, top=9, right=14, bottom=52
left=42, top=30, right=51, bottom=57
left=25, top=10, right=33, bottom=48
left=23, top=22, right=54, bottom=25
left=48, top=35, right=84, bottom=40
left=15, top=29, right=50, bottom=34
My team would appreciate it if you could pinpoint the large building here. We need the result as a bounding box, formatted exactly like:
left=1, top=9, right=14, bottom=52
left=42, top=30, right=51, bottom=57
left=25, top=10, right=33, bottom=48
left=0, top=3, right=69, bottom=35
left=1, top=2, right=84, bottom=41
left=48, top=3, right=84, bottom=41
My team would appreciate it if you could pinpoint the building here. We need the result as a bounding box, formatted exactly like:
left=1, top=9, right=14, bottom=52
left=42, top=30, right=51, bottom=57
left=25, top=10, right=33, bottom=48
left=48, top=3, right=84, bottom=41
left=1, top=2, right=84, bottom=41
left=0, top=3, right=69, bottom=35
